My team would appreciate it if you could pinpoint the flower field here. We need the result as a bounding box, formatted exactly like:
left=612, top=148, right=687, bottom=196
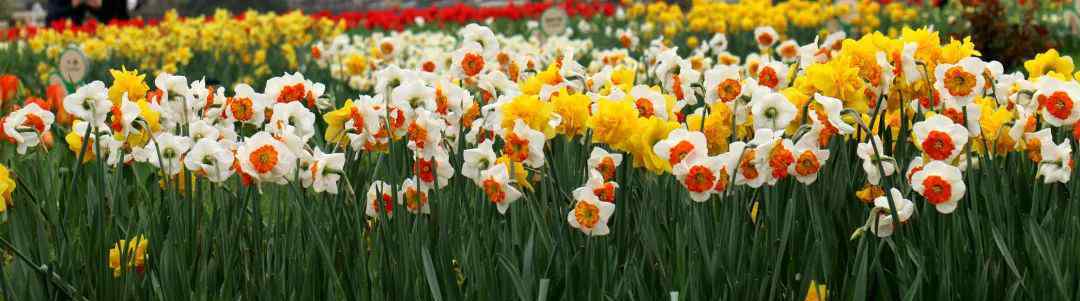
left=0, top=0, right=1079, bottom=300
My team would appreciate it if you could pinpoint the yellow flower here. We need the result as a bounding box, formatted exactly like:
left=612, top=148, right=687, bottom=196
left=796, top=57, right=870, bottom=114
left=108, top=235, right=149, bottom=277
left=501, top=94, right=557, bottom=139
left=900, top=27, right=942, bottom=66
left=588, top=98, right=640, bottom=150
left=137, top=99, right=162, bottom=134
left=1025, top=49, right=1075, bottom=79
left=323, top=99, right=355, bottom=146
left=496, top=156, right=532, bottom=191
left=519, top=64, right=563, bottom=96
left=0, top=164, right=15, bottom=214
left=344, top=53, right=368, bottom=76
left=686, top=102, right=733, bottom=155
left=551, top=92, right=591, bottom=138
left=939, top=36, right=980, bottom=64
left=108, top=67, right=149, bottom=105
left=686, top=36, right=700, bottom=49
left=855, top=184, right=884, bottom=203
left=626, top=117, right=679, bottom=174
left=610, top=67, right=636, bottom=93
left=805, top=280, right=828, bottom=301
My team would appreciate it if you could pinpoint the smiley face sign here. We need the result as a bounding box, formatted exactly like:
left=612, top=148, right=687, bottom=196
left=59, top=48, right=90, bottom=84
left=540, top=7, right=569, bottom=37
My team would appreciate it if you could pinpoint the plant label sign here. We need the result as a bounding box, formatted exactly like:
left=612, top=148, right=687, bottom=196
left=59, top=47, right=89, bottom=84
left=541, top=6, right=569, bottom=37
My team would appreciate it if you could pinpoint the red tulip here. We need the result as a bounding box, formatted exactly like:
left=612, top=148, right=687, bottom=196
left=0, top=75, right=18, bottom=102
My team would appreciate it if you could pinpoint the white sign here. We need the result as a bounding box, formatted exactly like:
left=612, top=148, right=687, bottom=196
left=59, top=47, right=89, bottom=84
left=540, top=7, right=569, bottom=37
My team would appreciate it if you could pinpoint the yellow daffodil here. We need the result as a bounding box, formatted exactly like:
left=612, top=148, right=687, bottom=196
left=501, top=94, right=557, bottom=139
left=1025, top=49, right=1075, bottom=79
left=108, top=236, right=149, bottom=277
left=108, top=67, right=150, bottom=105
left=551, top=92, right=591, bottom=138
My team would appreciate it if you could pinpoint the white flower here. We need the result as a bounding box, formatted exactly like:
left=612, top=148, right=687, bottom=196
left=155, top=73, right=197, bottom=127
left=857, top=135, right=896, bottom=185
left=463, top=140, right=498, bottom=185
left=703, top=64, right=742, bottom=105
left=895, top=43, right=921, bottom=84
left=708, top=33, right=728, bottom=53
left=654, top=128, right=708, bottom=167
left=1036, top=136, right=1073, bottom=184
left=480, top=164, right=523, bottom=214
left=653, top=48, right=701, bottom=105
left=752, top=132, right=795, bottom=186
left=264, top=72, right=325, bottom=106
left=414, top=147, right=454, bottom=190
left=750, top=91, right=796, bottom=131
left=789, top=132, right=830, bottom=185
left=753, top=26, right=779, bottom=50
left=112, top=94, right=141, bottom=136
left=911, top=160, right=966, bottom=214
left=813, top=93, right=855, bottom=134
left=237, top=131, right=297, bottom=184
left=144, top=132, right=192, bottom=176
left=392, top=81, right=436, bottom=117
left=398, top=178, right=431, bottom=214
left=869, top=188, right=914, bottom=238
left=934, top=57, right=986, bottom=106
left=869, top=51, right=895, bottom=99
left=184, top=138, right=235, bottom=183
left=226, top=84, right=270, bottom=126
left=3, top=102, right=54, bottom=154
left=452, top=41, right=487, bottom=79
left=756, top=60, right=788, bottom=90
left=460, top=24, right=500, bottom=60
left=303, top=148, right=346, bottom=194
left=268, top=101, right=317, bottom=142
left=629, top=85, right=669, bottom=120
left=912, top=115, right=969, bottom=162
left=587, top=147, right=623, bottom=182
left=672, top=156, right=721, bottom=202
left=502, top=119, right=547, bottom=168
left=567, top=186, right=615, bottom=236
left=365, top=180, right=394, bottom=218
left=776, top=40, right=800, bottom=63
left=63, top=81, right=111, bottom=126
left=188, top=119, right=220, bottom=142
left=1033, top=76, right=1080, bottom=127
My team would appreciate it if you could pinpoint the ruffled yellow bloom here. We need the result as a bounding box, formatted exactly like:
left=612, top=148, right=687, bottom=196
left=1025, top=49, right=1075, bottom=80
left=108, top=236, right=149, bottom=277
left=108, top=67, right=150, bottom=105
left=900, top=27, right=942, bottom=66
left=323, top=99, right=355, bottom=146
left=501, top=94, right=557, bottom=139
left=796, top=57, right=870, bottom=114
left=519, top=64, right=563, bottom=96
left=939, top=36, right=980, bottom=65
left=686, top=102, right=734, bottom=155
left=610, top=67, right=636, bottom=93
left=551, top=92, right=591, bottom=138
left=805, top=280, right=828, bottom=301
left=588, top=98, right=640, bottom=150
left=344, top=54, right=368, bottom=76
left=0, top=164, right=15, bottom=215
left=496, top=156, right=532, bottom=191
left=626, top=117, right=679, bottom=174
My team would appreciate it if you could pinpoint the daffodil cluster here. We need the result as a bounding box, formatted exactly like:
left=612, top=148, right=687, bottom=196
left=26, top=9, right=344, bottom=80
left=626, top=0, right=918, bottom=39
left=17, top=22, right=1080, bottom=240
